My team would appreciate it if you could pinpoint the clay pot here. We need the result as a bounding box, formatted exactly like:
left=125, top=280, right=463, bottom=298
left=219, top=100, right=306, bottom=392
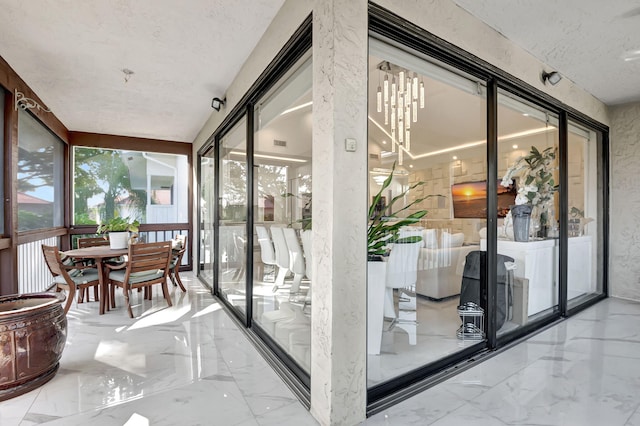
left=0, top=293, right=67, bottom=401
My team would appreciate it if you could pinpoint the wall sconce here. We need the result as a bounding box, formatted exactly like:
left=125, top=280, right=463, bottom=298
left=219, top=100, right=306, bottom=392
left=541, top=71, right=562, bottom=86
left=211, top=97, right=226, bottom=111
left=14, top=89, right=51, bottom=112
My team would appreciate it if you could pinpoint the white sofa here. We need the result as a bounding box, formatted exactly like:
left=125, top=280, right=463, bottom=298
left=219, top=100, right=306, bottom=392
left=414, top=229, right=479, bottom=300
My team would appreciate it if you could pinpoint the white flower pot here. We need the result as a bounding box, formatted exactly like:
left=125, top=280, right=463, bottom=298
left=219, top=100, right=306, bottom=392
left=108, top=232, right=129, bottom=249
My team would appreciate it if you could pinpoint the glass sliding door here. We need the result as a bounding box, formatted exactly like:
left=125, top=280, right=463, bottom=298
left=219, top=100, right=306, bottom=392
left=496, top=90, right=560, bottom=337
left=367, top=38, right=487, bottom=387
left=251, top=56, right=312, bottom=374
left=199, top=150, right=216, bottom=288
left=567, top=121, right=604, bottom=307
left=218, top=117, right=248, bottom=313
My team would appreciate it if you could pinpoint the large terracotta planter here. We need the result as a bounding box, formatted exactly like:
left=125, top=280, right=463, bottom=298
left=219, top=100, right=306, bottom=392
left=0, top=293, right=67, bottom=401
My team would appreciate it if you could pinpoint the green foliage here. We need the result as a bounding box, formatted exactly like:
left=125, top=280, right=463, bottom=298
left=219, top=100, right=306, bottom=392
left=368, top=162, right=440, bottom=260
left=502, top=146, right=557, bottom=207
left=18, top=210, right=50, bottom=232
left=96, top=216, right=140, bottom=234
left=74, top=212, right=97, bottom=225
left=74, top=148, right=146, bottom=224
left=570, top=206, right=585, bottom=218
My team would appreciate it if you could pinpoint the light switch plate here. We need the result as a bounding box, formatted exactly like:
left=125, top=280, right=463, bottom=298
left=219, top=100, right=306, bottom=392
left=345, top=138, right=357, bottom=152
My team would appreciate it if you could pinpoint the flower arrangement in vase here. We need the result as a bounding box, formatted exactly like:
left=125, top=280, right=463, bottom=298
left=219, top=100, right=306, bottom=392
left=501, top=146, right=558, bottom=239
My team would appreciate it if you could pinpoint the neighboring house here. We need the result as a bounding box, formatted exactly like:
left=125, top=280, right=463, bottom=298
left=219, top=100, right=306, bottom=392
left=17, top=192, right=52, bottom=217
left=121, top=152, right=189, bottom=224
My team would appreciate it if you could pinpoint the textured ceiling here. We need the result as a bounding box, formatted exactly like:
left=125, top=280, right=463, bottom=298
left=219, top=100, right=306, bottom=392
left=0, top=0, right=285, bottom=142
left=2, top=1, right=638, bottom=145
left=452, top=0, right=640, bottom=105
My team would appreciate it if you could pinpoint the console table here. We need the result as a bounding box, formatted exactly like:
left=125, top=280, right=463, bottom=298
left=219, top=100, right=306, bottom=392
left=481, top=235, right=593, bottom=317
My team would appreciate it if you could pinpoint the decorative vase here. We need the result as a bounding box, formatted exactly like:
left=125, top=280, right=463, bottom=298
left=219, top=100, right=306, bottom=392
left=510, top=204, right=532, bottom=242
left=108, top=231, right=129, bottom=249
left=0, top=293, right=67, bottom=401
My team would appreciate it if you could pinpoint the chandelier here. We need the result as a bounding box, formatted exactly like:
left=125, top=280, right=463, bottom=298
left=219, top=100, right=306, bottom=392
left=375, top=61, right=425, bottom=165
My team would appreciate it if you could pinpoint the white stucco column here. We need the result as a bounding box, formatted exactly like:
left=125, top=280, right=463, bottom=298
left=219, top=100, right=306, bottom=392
left=310, top=0, right=368, bottom=425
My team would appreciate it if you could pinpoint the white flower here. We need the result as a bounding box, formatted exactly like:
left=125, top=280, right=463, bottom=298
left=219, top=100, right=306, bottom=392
left=524, top=184, right=538, bottom=193
left=515, top=193, right=529, bottom=205
left=500, top=177, right=513, bottom=187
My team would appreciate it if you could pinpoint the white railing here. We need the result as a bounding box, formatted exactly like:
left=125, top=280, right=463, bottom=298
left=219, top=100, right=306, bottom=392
left=18, top=236, right=59, bottom=294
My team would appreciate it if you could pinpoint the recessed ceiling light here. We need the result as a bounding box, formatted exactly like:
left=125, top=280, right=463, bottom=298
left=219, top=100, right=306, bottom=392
left=409, top=164, right=413, bottom=168
left=382, top=140, right=387, bottom=145
left=512, top=144, right=518, bottom=149
left=452, top=156, right=458, bottom=160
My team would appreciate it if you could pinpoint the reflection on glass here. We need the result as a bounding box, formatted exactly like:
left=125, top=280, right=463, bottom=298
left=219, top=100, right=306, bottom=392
left=218, top=118, right=248, bottom=313
left=496, top=91, right=559, bottom=338
left=17, top=109, right=64, bottom=231
left=199, top=154, right=215, bottom=287
left=251, top=57, right=312, bottom=373
left=567, top=121, right=602, bottom=307
left=367, top=39, right=486, bottom=387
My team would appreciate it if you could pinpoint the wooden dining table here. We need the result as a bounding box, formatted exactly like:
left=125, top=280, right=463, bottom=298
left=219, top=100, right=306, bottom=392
left=63, top=246, right=128, bottom=315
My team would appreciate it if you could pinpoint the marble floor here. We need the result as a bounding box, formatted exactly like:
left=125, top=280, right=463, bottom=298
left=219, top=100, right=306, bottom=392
left=2, top=273, right=639, bottom=426
left=0, top=272, right=318, bottom=426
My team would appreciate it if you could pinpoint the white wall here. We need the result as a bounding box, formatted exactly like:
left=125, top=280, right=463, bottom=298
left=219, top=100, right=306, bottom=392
left=609, top=102, right=640, bottom=301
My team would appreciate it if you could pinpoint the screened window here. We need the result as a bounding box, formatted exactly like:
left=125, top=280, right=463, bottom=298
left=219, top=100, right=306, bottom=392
left=17, top=109, right=64, bottom=231
left=72, top=148, right=188, bottom=225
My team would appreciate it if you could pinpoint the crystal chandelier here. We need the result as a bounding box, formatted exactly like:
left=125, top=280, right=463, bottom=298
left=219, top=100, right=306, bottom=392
left=376, top=61, right=425, bottom=165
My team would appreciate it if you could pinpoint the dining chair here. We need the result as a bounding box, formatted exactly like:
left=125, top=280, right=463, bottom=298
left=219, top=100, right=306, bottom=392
left=383, top=237, right=423, bottom=346
left=283, top=228, right=305, bottom=294
left=169, top=235, right=187, bottom=292
left=76, top=236, right=111, bottom=302
left=300, top=229, right=312, bottom=310
left=256, top=225, right=277, bottom=282
left=41, top=244, right=101, bottom=314
left=106, top=241, right=173, bottom=318
left=269, top=226, right=290, bottom=293
left=77, top=236, right=110, bottom=248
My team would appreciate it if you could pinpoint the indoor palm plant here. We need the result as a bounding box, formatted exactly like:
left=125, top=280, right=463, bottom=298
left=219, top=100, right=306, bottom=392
left=368, top=162, right=439, bottom=261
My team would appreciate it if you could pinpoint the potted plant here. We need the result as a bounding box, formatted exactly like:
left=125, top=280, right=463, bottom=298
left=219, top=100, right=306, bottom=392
left=366, top=162, right=440, bottom=355
left=368, top=162, right=439, bottom=261
left=96, top=216, right=140, bottom=249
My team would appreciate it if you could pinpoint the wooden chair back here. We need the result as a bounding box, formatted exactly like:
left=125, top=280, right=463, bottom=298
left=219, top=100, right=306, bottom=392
left=78, top=236, right=110, bottom=248
left=125, top=241, right=172, bottom=283
left=42, top=244, right=65, bottom=278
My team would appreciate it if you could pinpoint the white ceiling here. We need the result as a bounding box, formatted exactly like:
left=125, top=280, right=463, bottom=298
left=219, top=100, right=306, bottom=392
left=0, top=0, right=285, bottom=142
left=1, top=1, right=638, bottom=145
left=451, top=0, right=640, bottom=105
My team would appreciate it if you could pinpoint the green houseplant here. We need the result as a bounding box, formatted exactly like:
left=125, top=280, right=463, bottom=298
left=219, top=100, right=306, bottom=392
left=97, top=216, right=140, bottom=249
left=96, top=216, right=140, bottom=234
left=368, top=162, right=440, bottom=261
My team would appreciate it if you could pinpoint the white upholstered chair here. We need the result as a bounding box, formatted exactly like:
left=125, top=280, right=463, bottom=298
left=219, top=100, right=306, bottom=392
left=300, top=229, right=312, bottom=308
left=283, top=228, right=306, bottom=294
left=269, top=226, right=290, bottom=292
left=256, top=225, right=277, bottom=281
left=383, top=229, right=423, bottom=346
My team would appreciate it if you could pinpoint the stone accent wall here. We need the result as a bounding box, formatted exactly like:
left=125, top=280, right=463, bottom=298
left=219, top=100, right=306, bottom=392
left=610, top=102, right=640, bottom=301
